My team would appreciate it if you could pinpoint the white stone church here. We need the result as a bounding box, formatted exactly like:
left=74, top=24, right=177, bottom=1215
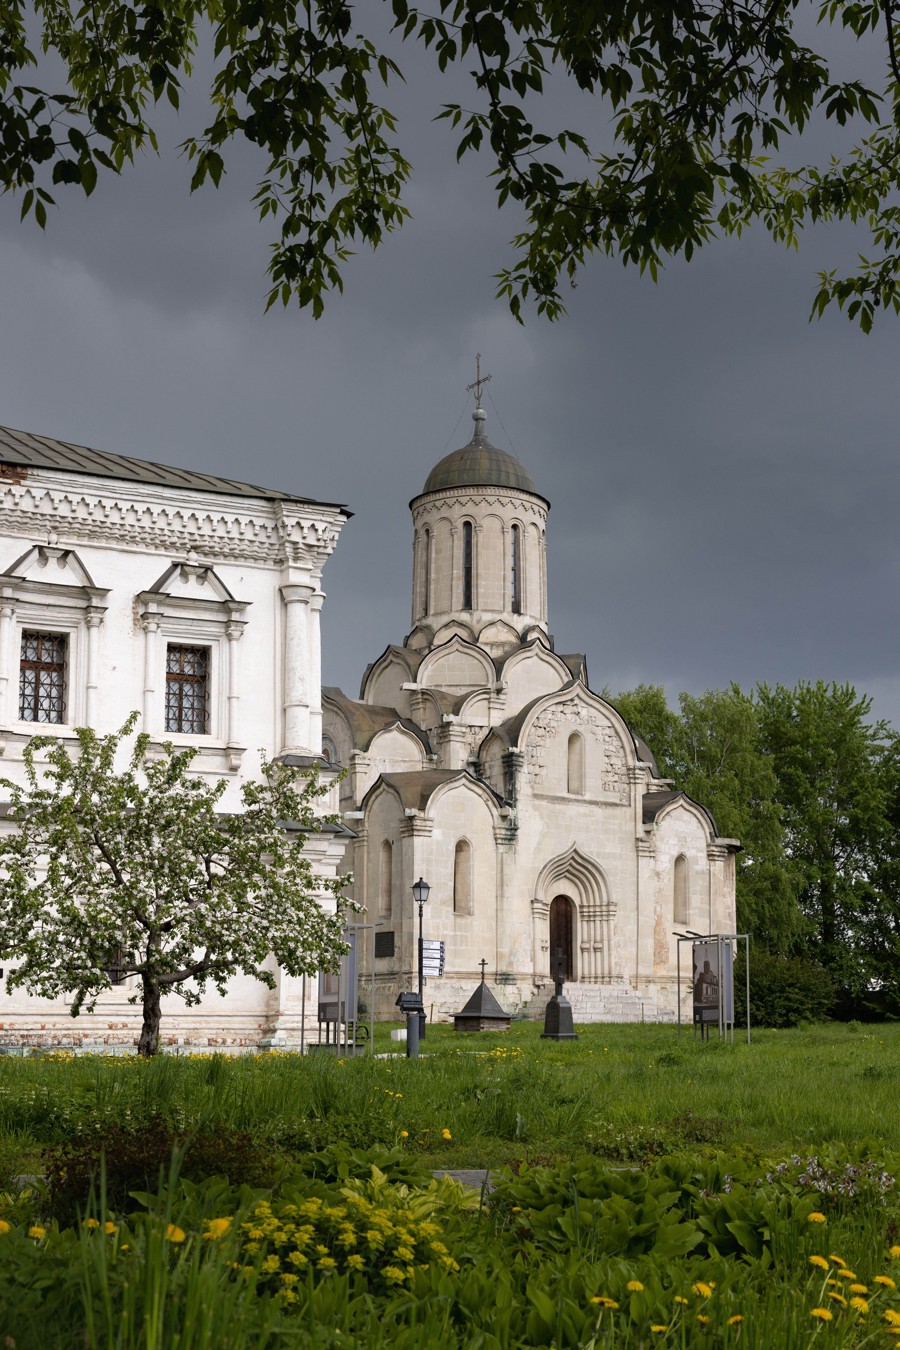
left=325, top=401, right=739, bottom=1023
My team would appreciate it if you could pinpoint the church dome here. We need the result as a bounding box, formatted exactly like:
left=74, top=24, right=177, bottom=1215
left=423, top=408, right=538, bottom=495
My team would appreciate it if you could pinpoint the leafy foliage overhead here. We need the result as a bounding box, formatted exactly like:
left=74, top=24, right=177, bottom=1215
left=4, top=1, right=900, bottom=324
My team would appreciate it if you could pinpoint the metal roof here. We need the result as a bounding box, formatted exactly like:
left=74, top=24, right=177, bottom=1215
left=0, top=423, right=350, bottom=513
left=416, top=409, right=545, bottom=501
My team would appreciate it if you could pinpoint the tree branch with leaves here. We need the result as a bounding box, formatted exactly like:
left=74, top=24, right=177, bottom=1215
left=4, top=1, right=900, bottom=324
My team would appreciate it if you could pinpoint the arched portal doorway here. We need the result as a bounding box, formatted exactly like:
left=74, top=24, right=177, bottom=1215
left=549, top=895, right=575, bottom=982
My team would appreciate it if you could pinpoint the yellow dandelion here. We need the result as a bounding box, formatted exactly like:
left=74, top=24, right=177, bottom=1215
left=441, top=1129, right=452, bottom=1140
left=104, top=1222, right=117, bottom=1235
left=692, top=1282, right=713, bottom=1298
left=28, top=1225, right=45, bottom=1240
left=807, top=1212, right=827, bottom=1224
left=651, top=1326, right=669, bottom=1334
left=165, top=1225, right=186, bottom=1244
left=810, top=1308, right=833, bottom=1321
left=83, top=1218, right=100, bottom=1230
left=727, top=1315, right=744, bottom=1326
left=0, top=1220, right=11, bottom=1235
left=590, top=1297, right=619, bottom=1309
left=399, top=1130, right=409, bottom=1138
left=891, top=1247, right=900, bottom=1259
left=674, top=1296, right=689, bottom=1305
left=809, top=1256, right=830, bottom=1270
left=849, top=1283, right=869, bottom=1294
left=827, top=1293, right=847, bottom=1306
left=838, top=1269, right=857, bottom=1280
left=876, top=1276, right=898, bottom=1288
left=696, top=1314, right=710, bottom=1324
left=626, top=1280, right=645, bottom=1292
left=886, top=1310, right=900, bottom=1326
left=203, top=1217, right=232, bottom=1240
left=850, top=1297, right=870, bottom=1313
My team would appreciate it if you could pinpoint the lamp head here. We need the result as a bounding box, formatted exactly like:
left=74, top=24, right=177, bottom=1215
left=411, top=877, right=431, bottom=906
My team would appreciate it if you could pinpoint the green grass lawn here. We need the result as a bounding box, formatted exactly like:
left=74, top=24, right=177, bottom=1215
left=1, top=1019, right=898, bottom=1171
left=2, top=1022, right=900, bottom=1348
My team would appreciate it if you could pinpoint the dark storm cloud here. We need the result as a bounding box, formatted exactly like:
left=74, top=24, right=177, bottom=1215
left=0, top=16, right=897, bottom=730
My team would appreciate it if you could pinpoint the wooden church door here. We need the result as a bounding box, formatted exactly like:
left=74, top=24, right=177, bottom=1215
left=549, top=895, right=575, bottom=982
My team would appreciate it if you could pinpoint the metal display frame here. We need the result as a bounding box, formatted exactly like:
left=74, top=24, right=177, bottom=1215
left=675, top=933, right=750, bottom=1044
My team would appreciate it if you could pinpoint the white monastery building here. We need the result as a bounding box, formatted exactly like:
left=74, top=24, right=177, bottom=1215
left=0, top=424, right=349, bottom=1050
left=325, top=396, right=739, bottom=1024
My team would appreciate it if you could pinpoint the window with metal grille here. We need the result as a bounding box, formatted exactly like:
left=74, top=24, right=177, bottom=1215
left=19, top=631, right=67, bottom=723
left=165, top=645, right=210, bottom=734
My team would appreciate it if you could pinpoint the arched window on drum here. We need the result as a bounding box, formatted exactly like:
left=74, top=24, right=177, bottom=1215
left=462, top=521, right=474, bottom=609
left=510, top=524, right=522, bottom=614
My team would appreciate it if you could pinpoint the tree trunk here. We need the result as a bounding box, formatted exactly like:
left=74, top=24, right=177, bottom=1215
left=138, top=975, right=162, bottom=1057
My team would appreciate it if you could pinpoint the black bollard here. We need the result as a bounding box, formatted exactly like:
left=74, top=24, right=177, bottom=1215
left=406, top=1009, right=420, bottom=1058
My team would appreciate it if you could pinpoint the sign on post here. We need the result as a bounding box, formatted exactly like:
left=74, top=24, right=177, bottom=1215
left=675, top=932, right=747, bottom=1043
left=421, top=939, right=445, bottom=977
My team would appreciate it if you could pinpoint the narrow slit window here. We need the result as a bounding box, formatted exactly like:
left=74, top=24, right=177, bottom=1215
left=453, top=839, right=473, bottom=915
left=165, top=645, right=210, bottom=734
left=380, top=840, right=393, bottom=918
left=422, top=528, right=431, bottom=616
left=19, top=631, right=67, bottom=724
left=511, top=524, right=522, bottom=614
left=567, top=732, right=585, bottom=795
left=462, top=521, right=473, bottom=609
left=674, top=855, right=689, bottom=925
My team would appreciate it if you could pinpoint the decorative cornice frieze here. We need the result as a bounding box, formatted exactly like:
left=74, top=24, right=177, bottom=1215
left=0, top=470, right=346, bottom=568
left=412, top=491, right=547, bottom=521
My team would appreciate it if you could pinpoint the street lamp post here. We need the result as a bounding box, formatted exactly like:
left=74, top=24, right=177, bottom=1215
left=411, top=876, right=430, bottom=1040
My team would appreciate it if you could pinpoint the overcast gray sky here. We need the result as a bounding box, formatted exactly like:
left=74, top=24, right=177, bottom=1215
left=1, top=13, right=898, bottom=733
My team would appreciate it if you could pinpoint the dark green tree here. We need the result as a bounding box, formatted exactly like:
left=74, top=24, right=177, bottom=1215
left=608, top=682, right=801, bottom=950
left=5, top=2, right=900, bottom=323
left=756, top=680, right=894, bottom=996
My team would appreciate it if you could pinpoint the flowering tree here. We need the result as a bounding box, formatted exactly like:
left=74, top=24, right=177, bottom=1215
left=0, top=715, right=355, bottom=1055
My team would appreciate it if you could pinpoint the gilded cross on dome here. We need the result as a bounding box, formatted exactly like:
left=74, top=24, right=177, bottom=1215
left=466, top=353, right=492, bottom=407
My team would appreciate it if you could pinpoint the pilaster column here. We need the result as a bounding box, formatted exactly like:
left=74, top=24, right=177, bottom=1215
left=449, top=526, right=458, bottom=612
left=141, top=614, right=161, bottom=732
left=84, top=608, right=105, bottom=727
left=308, top=592, right=324, bottom=753
left=280, top=582, right=314, bottom=752
left=473, top=522, right=483, bottom=610
left=532, top=899, right=549, bottom=981
left=225, top=619, right=245, bottom=746
left=0, top=597, right=16, bottom=722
